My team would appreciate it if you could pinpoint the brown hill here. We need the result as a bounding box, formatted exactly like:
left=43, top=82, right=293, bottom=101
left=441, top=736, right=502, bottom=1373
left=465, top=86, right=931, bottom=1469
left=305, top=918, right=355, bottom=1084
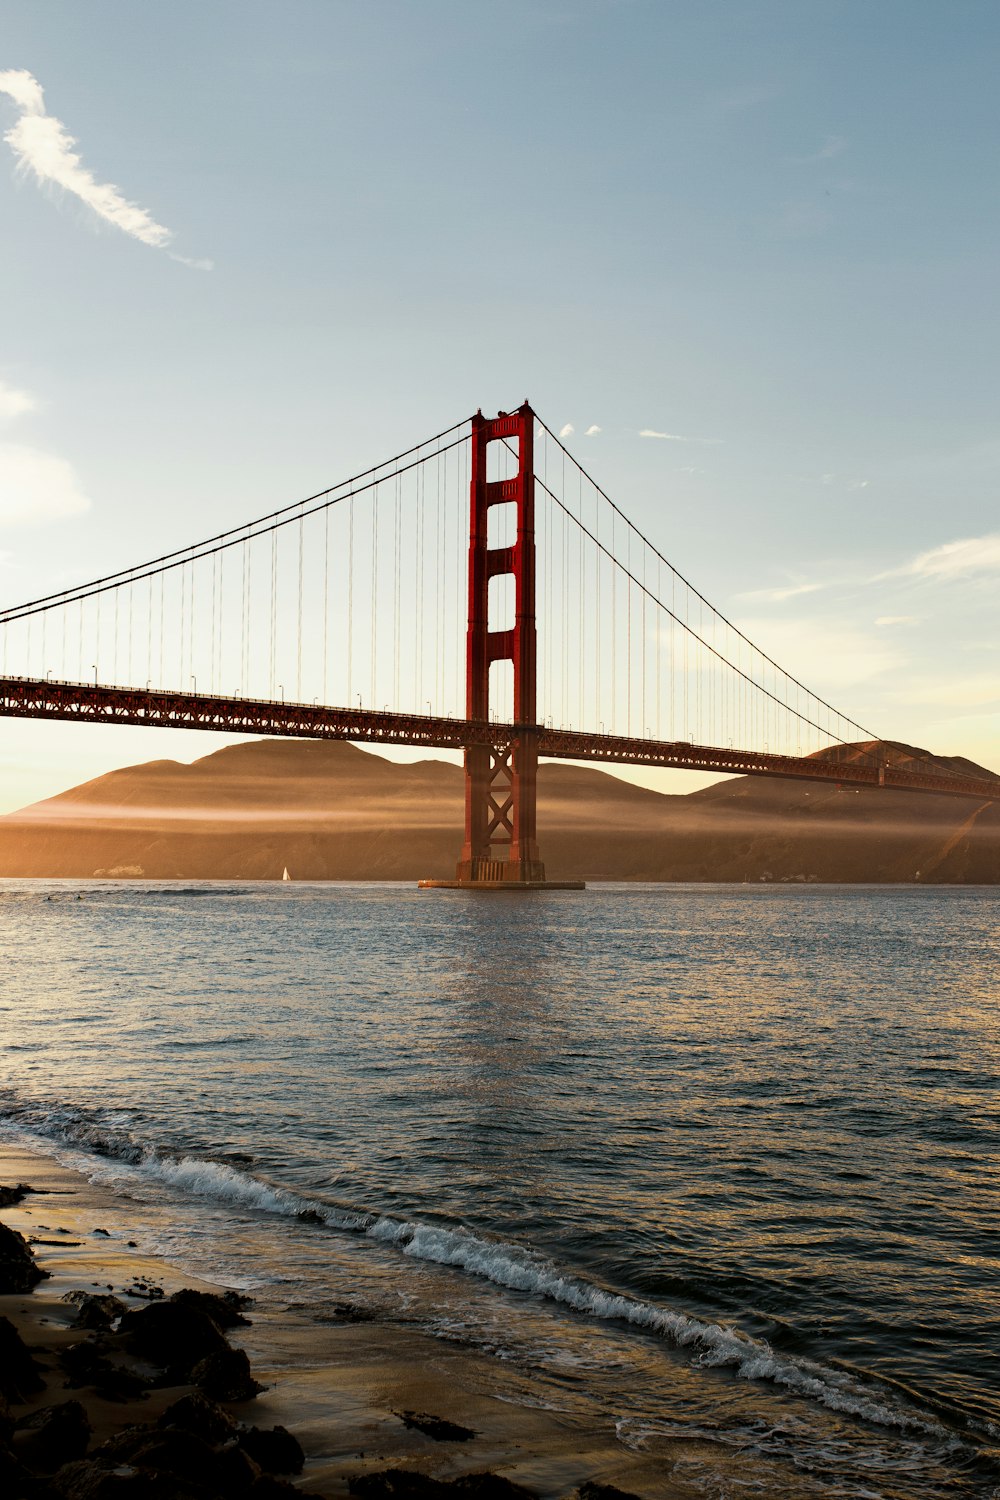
left=0, top=737, right=998, bottom=883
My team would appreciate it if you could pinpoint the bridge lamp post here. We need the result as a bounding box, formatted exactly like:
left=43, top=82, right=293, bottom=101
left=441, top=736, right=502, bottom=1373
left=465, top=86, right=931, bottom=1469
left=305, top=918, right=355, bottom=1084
left=278, top=685, right=284, bottom=701
left=91, top=663, right=97, bottom=686
left=146, top=679, right=152, bottom=690
left=426, top=700, right=432, bottom=717
left=191, top=675, right=197, bottom=695
left=46, top=669, right=53, bottom=682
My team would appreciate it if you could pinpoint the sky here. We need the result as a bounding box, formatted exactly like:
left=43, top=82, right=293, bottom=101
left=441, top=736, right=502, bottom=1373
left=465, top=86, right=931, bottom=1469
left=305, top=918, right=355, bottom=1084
left=0, top=0, right=998, bottom=812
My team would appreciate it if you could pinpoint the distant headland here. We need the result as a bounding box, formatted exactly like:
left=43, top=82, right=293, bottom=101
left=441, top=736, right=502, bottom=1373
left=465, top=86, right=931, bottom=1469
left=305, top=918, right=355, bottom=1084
left=0, top=738, right=997, bottom=884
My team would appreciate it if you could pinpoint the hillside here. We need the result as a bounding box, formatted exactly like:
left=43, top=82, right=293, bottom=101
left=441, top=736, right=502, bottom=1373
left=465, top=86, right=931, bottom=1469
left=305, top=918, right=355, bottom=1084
left=0, top=737, right=997, bottom=882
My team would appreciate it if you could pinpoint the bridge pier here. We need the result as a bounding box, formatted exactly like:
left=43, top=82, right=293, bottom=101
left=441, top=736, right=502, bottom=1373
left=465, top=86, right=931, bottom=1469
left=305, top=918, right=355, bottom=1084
left=420, top=402, right=583, bottom=892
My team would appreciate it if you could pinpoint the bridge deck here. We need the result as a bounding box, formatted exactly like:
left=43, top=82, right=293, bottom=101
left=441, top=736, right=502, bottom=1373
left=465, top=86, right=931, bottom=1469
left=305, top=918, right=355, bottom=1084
left=1, top=677, right=996, bottom=802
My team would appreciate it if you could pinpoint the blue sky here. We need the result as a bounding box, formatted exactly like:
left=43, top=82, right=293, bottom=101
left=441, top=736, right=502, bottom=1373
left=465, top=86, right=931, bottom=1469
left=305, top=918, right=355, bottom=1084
left=0, top=0, right=998, bottom=809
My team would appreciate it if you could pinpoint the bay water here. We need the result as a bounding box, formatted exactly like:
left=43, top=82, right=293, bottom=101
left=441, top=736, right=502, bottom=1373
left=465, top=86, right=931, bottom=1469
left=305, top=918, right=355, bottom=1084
left=1, top=881, right=997, bottom=1498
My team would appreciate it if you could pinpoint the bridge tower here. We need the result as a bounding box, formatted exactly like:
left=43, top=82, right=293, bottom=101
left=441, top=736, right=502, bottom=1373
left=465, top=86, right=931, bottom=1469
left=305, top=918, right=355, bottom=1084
left=422, top=401, right=582, bottom=890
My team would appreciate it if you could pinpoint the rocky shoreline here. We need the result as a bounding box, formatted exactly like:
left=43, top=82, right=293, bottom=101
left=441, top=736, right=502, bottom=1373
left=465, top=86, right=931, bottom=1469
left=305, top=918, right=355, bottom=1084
left=0, top=1152, right=686, bottom=1500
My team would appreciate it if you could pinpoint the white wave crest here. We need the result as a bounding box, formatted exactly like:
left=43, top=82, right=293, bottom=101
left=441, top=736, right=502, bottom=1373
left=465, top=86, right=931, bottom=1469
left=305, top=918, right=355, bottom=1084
left=367, top=1217, right=945, bottom=1437
left=135, top=1153, right=299, bottom=1216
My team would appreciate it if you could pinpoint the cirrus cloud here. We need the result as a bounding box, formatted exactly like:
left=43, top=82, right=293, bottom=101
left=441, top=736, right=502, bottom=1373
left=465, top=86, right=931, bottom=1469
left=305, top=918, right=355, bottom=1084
left=0, top=68, right=210, bottom=267
left=906, top=534, right=1000, bottom=581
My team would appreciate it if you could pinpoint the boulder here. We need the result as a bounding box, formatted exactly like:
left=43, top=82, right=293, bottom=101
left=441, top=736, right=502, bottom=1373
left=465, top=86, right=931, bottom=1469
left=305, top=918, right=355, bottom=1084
left=247, top=1478, right=303, bottom=1498
left=54, top=1456, right=212, bottom=1499
left=578, top=1487, right=643, bottom=1500
left=349, top=1472, right=450, bottom=1500
left=14, top=1400, right=91, bottom=1472
left=190, top=1347, right=262, bottom=1403
left=158, top=1392, right=236, bottom=1446
left=169, top=1289, right=251, bottom=1330
left=0, top=1183, right=36, bottom=1208
left=0, top=1316, right=47, bottom=1402
left=237, top=1424, right=304, bottom=1474
left=68, top=1296, right=126, bottom=1333
left=0, top=1222, right=48, bottom=1294
left=452, top=1477, right=538, bottom=1500
left=117, top=1301, right=227, bottom=1374
left=213, top=1440, right=261, bottom=1494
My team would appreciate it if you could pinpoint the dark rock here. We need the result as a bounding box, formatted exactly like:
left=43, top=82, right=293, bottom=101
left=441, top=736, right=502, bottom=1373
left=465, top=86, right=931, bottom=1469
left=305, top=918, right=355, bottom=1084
left=106, top=1430, right=216, bottom=1484
left=51, top=1461, right=135, bottom=1500
left=0, top=1222, right=48, bottom=1294
left=237, top=1425, right=304, bottom=1474
left=158, top=1392, right=237, bottom=1446
left=0, top=1183, right=36, bottom=1208
left=295, top=1209, right=324, bottom=1225
left=54, top=1457, right=212, bottom=1500
left=214, top=1439, right=261, bottom=1494
left=0, top=1391, right=13, bottom=1439
left=190, top=1345, right=262, bottom=1403
left=58, top=1340, right=108, bottom=1386
left=14, top=1400, right=90, bottom=1471
left=451, top=1476, right=538, bottom=1500
left=170, top=1288, right=251, bottom=1330
left=577, top=1487, right=643, bottom=1500
left=0, top=1437, right=26, bottom=1484
left=118, top=1300, right=227, bottom=1373
left=85, top=1426, right=156, bottom=1466
left=91, top=1230, right=110, bottom=1238
left=0, top=1316, right=47, bottom=1402
left=70, top=1296, right=126, bottom=1332
left=349, top=1471, right=450, bottom=1500
left=248, top=1478, right=303, bottom=1499
left=396, top=1411, right=476, bottom=1442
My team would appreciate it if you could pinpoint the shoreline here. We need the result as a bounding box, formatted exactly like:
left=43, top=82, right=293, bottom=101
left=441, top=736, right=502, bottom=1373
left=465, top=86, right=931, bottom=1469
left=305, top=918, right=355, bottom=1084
left=0, top=1138, right=694, bottom=1500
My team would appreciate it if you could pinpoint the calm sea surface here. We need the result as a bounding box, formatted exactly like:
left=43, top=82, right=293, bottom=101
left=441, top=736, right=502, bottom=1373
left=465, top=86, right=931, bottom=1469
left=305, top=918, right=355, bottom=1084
left=1, top=881, right=998, bottom=1498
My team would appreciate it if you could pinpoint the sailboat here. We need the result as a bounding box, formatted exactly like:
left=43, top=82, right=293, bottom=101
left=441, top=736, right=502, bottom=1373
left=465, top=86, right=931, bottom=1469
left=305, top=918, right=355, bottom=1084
left=282, top=867, right=291, bottom=882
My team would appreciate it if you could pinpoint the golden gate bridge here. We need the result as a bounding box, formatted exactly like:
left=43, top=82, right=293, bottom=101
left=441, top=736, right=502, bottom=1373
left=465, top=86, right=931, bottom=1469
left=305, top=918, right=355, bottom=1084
left=1, top=402, right=996, bottom=887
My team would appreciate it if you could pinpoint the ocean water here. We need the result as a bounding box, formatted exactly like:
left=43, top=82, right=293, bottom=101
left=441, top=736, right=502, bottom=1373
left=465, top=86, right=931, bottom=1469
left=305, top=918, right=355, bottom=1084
left=1, top=880, right=998, bottom=1498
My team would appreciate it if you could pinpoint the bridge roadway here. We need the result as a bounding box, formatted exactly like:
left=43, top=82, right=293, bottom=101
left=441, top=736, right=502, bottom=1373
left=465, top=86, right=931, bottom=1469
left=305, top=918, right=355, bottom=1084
left=1, top=676, right=997, bottom=802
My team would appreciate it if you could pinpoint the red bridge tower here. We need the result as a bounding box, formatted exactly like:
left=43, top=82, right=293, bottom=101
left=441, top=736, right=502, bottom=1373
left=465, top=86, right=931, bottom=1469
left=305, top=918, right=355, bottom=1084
left=421, top=401, right=583, bottom=890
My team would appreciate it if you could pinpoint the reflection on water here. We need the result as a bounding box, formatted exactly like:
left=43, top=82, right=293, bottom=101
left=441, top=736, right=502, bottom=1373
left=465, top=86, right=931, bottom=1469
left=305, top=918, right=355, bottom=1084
left=1, top=880, right=999, bottom=1498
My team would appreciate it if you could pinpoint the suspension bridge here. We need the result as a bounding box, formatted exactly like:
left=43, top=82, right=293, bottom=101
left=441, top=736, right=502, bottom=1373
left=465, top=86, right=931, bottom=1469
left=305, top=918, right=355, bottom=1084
left=1, top=402, right=996, bottom=888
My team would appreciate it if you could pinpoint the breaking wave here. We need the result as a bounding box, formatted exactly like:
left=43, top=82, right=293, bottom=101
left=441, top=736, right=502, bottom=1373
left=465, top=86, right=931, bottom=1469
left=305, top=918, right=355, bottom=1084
left=0, top=1091, right=970, bottom=1445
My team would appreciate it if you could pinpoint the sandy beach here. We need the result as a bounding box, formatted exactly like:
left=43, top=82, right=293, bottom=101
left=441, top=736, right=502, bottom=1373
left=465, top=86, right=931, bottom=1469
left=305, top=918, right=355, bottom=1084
left=0, top=1139, right=697, bottom=1500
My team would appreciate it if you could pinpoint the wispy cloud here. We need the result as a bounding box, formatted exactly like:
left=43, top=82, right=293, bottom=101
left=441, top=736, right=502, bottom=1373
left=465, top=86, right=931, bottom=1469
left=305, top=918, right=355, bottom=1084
left=559, top=423, right=574, bottom=438
left=638, top=429, right=722, bottom=444
left=881, top=534, right=1000, bottom=583
left=0, top=444, right=90, bottom=525
left=734, top=616, right=901, bottom=691
left=890, top=673, right=1000, bottom=710
left=875, top=615, right=917, bottom=628
left=794, top=134, right=847, bottom=164
left=0, top=68, right=210, bottom=267
left=0, top=379, right=37, bottom=421
left=0, top=375, right=90, bottom=526
left=739, top=582, right=824, bottom=604
left=585, top=425, right=601, bottom=437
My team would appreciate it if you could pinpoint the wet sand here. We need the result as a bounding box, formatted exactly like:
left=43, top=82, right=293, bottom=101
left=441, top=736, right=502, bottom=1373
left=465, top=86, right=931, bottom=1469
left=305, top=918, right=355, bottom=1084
left=1, top=1140, right=699, bottom=1499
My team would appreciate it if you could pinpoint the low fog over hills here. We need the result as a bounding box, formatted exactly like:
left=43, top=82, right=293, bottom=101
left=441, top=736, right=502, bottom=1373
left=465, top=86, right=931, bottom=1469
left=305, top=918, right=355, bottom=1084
left=0, top=738, right=997, bottom=883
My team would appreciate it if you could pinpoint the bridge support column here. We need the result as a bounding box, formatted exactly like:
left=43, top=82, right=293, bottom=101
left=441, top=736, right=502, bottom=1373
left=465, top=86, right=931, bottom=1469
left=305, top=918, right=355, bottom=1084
left=421, top=401, right=582, bottom=891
